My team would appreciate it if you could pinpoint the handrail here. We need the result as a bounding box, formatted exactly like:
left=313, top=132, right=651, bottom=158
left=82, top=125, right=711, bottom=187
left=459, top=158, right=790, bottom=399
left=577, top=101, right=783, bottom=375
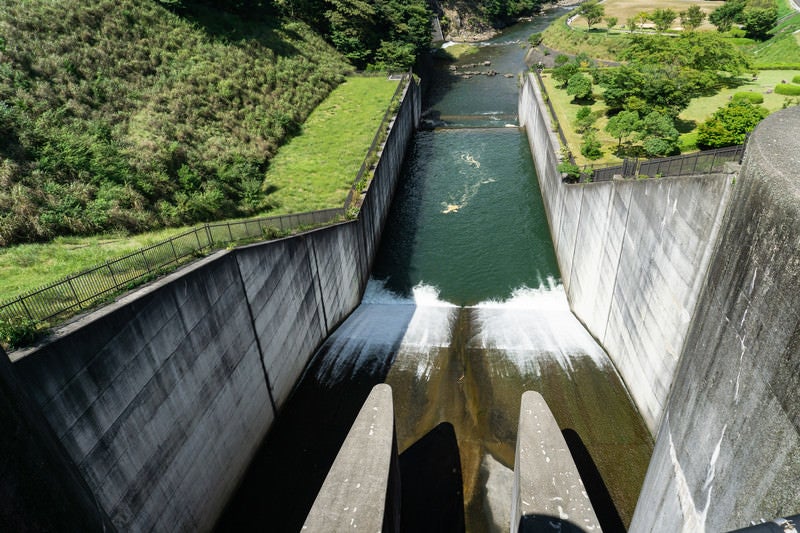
left=0, top=72, right=413, bottom=331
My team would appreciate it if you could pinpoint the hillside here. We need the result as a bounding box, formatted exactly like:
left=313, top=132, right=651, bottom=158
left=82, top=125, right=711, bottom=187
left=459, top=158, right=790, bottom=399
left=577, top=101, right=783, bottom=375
left=0, top=1, right=351, bottom=247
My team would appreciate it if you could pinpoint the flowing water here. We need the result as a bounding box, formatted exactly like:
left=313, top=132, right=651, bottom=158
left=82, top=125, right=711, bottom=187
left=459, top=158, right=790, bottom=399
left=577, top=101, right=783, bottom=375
left=217, top=10, right=652, bottom=532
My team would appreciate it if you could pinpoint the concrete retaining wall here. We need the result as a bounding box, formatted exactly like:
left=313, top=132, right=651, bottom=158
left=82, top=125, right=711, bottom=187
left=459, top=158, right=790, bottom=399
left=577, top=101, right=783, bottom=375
left=519, top=74, right=733, bottom=433
left=9, top=78, right=421, bottom=532
left=631, top=107, right=800, bottom=532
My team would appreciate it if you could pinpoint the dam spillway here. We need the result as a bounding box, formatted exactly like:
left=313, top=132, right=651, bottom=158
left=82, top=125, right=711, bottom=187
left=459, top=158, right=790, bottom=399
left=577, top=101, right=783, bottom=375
left=217, top=14, right=651, bottom=531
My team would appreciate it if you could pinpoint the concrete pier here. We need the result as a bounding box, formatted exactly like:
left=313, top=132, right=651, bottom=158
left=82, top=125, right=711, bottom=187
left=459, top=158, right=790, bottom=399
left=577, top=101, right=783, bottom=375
left=512, top=391, right=601, bottom=532
left=302, top=384, right=400, bottom=532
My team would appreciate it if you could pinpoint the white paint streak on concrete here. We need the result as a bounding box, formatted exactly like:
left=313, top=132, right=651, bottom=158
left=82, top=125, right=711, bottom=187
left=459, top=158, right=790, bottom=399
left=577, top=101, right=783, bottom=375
left=667, top=415, right=727, bottom=533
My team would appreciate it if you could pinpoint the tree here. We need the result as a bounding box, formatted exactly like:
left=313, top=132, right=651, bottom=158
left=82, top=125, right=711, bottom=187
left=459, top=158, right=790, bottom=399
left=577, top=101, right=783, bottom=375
left=709, top=0, right=746, bottom=32
left=637, top=111, right=679, bottom=157
left=580, top=130, right=603, bottom=159
left=567, top=73, right=593, bottom=101
left=649, top=8, right=677, bottom=32
left=680, top=5, right=705, bottom=31
left=696, top=100, right=769, bottom=148
left=575, top=106, right=597, bottom=133
left=605, top=16, right=618, bottom=30
left=605, top=110, right=640, bottom=147
left=579, top=0, right=605, bottom=29
left=626, top=16, right=638, bottom=33
left=741, top=6, right=778, bottom=40
left=552, top=57, right=580, bottom=87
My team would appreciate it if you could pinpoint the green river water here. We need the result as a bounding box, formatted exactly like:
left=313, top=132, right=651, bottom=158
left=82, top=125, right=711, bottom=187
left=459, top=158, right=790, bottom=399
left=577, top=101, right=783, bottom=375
left=217, top=10, right=652, bottom=532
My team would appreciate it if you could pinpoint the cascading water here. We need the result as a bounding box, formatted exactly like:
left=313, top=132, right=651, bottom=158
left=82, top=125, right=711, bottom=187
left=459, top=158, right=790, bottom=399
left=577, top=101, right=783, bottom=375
left=217, top=9, right=651, bottom=533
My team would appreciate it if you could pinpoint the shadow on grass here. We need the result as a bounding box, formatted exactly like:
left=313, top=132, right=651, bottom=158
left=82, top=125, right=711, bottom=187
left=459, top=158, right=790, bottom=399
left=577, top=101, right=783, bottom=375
left=161, top=1, right=302, bottom=57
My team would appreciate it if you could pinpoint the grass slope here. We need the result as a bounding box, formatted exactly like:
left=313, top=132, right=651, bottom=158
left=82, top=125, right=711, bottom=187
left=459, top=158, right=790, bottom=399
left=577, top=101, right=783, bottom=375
left=0, top=75, right=400, bottom=303
left=0, top=1, right=350, bottom=246
left=265, top=76, right=401, bottom=214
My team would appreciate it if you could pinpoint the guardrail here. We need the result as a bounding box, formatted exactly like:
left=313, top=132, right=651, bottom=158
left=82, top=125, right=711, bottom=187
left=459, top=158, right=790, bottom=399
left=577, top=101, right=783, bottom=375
left=344, top=70, right=411, bottom=210
left=0, top=209, right=343, bottom=325
left=589, top=144, right=744, bottom=182
left=1, top=72, right=412, bottom=331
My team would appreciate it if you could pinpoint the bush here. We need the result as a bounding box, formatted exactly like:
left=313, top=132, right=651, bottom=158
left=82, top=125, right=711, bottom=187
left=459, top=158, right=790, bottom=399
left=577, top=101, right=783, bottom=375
left=732, top=92, right=764, bottom=104
left=775, top=83, right=800, bottom=96
left=792, top=75, right=800, bottom=84
left=0, top=316, right=41, bottom=350
left=528, top=33, right=543, bottom=46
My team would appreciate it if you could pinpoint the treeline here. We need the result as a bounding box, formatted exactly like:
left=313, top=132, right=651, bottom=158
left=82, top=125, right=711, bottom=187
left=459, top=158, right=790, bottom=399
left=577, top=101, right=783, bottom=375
left=166, top=0, right=433, bottom=71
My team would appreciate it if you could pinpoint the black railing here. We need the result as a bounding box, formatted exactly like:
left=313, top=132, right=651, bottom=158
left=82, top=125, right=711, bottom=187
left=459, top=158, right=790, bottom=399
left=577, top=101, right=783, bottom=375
left=589, top=145, right=744, bottom=182
left=532, top=69, right=575, bottom=165
left=0, top=209, right=344, bottom=325
left=344, top=70, right=412, bottom=210
left=1, top=73, right=413, bottom=330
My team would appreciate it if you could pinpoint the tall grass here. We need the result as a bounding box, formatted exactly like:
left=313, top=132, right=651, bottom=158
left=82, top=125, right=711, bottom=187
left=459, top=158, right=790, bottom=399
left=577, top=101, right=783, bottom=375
left=0, top=1, right=351, bottom=247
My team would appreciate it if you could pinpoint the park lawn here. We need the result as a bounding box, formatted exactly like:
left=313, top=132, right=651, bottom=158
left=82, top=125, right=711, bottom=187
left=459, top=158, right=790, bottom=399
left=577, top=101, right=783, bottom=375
left=540, top=73, right=622, bottom=166
left=678, top=69, right=800, bottom=148
left=263, top=75, right=400, bottom=214
left=540, top=69, right=800, bottom=165
left=568, top=0, right=724, bottom=32
left=0, top=75, right=400, bottom=303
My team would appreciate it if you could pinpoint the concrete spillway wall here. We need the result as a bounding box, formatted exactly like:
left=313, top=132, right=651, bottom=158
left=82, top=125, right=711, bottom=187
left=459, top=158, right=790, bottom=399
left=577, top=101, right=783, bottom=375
left=7, top=78, right=420, bottom=532
left=521, top=73, right=800, bottom=529
left=631, top=107, right=800, bottom=531
left=519, top=74, right=733, bottom=433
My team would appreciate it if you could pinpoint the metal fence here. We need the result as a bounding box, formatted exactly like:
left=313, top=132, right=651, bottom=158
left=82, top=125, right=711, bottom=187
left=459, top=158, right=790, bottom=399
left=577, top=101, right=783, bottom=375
left=590, top=144, right=744, bottom=182
left=0, top=208, right=343, bottom=325
left=0, top=73, right=413, bottom=330
left=533, top=69, right=575, bottom=165
left=344, top=70, right=412, bottom=210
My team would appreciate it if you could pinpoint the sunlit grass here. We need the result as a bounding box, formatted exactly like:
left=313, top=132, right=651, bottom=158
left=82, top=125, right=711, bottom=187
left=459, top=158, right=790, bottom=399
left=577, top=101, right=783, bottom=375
left=263, top=75, right=400, bottom=214
left=0, top=75, right=400, bottom=302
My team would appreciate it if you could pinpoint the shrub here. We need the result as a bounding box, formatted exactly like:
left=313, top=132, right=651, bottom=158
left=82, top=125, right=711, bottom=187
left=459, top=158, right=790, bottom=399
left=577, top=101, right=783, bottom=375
left=775, top=83, right=800, bottom=96
left=0, top=316, right=41, bottom=350
left=528, top=33, right=543, bottom=46
left=732, top=92, right=764, bottom=104
left=792, top=75, right=800, bottom=84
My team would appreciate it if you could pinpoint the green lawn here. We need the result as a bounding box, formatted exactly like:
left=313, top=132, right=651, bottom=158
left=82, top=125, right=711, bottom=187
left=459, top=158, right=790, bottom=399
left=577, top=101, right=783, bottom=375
left=0, top=75, right=400, bottom=304
left=264, top=76, right=401, bottom=214
left=540, top=69, right=800, bottom=165
left=540, top=73, right=623, bottom=166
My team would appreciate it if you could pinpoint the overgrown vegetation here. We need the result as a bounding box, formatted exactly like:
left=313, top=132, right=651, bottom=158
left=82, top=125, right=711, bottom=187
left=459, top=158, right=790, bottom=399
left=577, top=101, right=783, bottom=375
left=0, top=1, right=352, bottom=246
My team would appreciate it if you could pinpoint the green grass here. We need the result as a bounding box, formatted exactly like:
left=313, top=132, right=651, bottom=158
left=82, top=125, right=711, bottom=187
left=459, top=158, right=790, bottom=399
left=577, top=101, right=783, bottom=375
left=739, top=12, right=800, bottom=68
left=679, top=70, right=800, bottom=123
left=0, top=1, right=350, bottom=247
left=0, top=75, right=400, bottom=303
left=542, top=17, right=625, bottom=60
left=263, top=76, right=401, bottom=214
left=541, top=69, right=800, bottom=164
left=540, top=73, right=622, bottom=166
left=0, top=229, right=190, bottom=303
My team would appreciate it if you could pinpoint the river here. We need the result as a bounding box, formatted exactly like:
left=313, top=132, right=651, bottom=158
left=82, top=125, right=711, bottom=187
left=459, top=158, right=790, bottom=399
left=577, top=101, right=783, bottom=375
left=216, top=9, right=652, bottom=532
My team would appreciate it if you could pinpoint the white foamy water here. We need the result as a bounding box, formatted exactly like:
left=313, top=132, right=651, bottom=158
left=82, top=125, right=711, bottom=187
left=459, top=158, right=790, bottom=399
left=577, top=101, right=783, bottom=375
left=314, top=280, right=457, bottom=385
left=470, top=278, right=610, bottom=375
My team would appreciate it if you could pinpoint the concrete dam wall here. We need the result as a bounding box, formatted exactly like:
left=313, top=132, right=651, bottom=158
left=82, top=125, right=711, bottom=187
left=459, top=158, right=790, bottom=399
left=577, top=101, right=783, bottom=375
left=519, top=74, right=734, bottom=433
left=631, top=107, right=800, bottom=532
left=521, top=74, right=800, bottom=530
left=6, top=79, right=420, bottom=532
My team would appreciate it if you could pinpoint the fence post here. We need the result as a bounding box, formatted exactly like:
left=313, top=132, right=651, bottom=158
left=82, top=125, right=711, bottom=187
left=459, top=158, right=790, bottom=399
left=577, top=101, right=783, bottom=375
left=139, top=250, right=151, bottom=272
left=18, top=297, right=34, bottom=321
left=67, top=278, right=82, bottom=310
left=227, top=223, right=233, bottom=242
left=106, top=261, right=120, bottom=289
left=203, top=225, right=212, bottom=249
left=169, top=239, right=179, bottom=263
